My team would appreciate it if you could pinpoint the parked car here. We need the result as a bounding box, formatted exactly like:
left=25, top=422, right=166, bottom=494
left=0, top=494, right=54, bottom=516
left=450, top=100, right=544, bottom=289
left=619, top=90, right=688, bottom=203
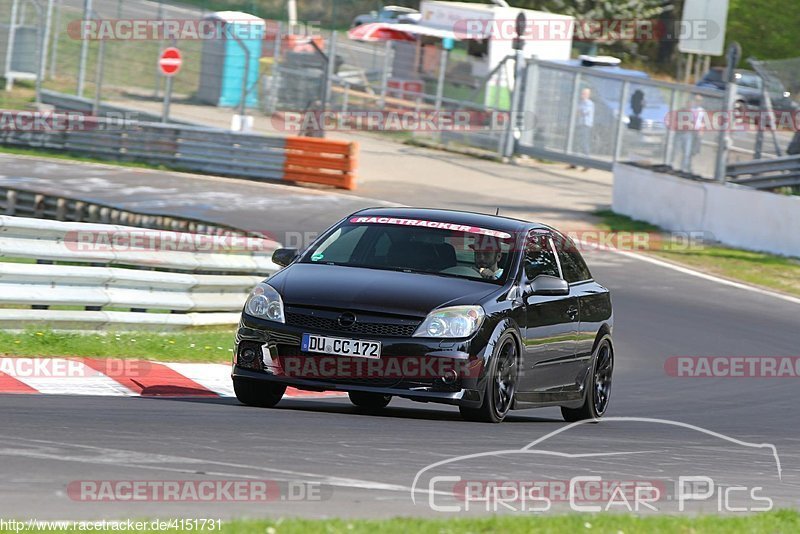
left=696, top=67, right=799, bottom=114
left=351, top=6, right=421, bottom=27
left=233, top=208, right=614, bottom=423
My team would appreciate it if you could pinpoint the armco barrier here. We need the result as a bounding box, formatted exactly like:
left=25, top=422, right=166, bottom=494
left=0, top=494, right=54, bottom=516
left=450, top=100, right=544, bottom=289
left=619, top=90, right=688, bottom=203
left=612, top=163, right=800, bottom=257
left=0, top=186, right=246, bottom=236
left=0, top=117, right=358, bottom=190
left=0, top=215, right=280, bottom=330
left=39, top=89, right=176, bottom=124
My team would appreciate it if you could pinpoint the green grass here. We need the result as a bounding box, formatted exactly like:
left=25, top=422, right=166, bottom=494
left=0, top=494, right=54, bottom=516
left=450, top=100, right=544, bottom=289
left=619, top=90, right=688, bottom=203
left=0, top=81, right=36, bottom=109
left=46, top=14, right=205, bottom=99
left=4, top=511, right=800, bottom=533
left=594, top=210, right=800, bottom=297
left=0, top=328, right=235, bottom=363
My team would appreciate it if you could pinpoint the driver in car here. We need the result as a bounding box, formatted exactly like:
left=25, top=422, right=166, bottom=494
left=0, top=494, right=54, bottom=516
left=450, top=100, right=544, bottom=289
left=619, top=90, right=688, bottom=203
left=470, top=236, right=504, bottom=280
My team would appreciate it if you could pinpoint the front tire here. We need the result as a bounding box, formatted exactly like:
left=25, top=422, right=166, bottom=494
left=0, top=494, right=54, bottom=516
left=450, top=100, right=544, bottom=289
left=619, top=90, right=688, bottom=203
left=561, top=338, right=613, bottom=422
left=460, top=332, right=518, bottom=423
left=233, top=377, right=286, bottom=408
left=349, top=391, right=391, bottom=410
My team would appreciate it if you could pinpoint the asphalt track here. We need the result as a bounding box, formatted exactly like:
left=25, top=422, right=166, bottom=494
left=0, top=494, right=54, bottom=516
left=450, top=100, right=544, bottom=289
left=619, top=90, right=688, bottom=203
left=1, top=157, right=799, bottom=520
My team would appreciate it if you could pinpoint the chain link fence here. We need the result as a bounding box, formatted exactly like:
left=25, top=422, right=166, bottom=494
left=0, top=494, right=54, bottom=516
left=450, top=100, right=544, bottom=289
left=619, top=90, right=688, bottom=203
left=519, top=60, right=726, bottom=179
left=748, top=57, right=800, bottom=158
left=2, top=0, right=796, bottom=185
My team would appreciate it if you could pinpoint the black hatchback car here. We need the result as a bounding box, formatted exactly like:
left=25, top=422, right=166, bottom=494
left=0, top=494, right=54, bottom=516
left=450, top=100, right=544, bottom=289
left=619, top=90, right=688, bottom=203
left=697, top=68, right=798, bottom=114
left=233, top=208, right=613, bottom=423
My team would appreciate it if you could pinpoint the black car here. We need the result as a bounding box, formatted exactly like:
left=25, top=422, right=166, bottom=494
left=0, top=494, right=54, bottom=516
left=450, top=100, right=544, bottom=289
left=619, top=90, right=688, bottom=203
left=697, top=67, right=798, bottom=114
left=233, top=208, right=614, bottom=423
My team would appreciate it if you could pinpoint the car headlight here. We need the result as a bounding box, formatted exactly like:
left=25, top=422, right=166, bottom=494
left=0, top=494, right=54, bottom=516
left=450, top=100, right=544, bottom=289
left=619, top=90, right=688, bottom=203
left=413, top=305, right=485, bottom=338
left=244, top=283, right=285, bottom=323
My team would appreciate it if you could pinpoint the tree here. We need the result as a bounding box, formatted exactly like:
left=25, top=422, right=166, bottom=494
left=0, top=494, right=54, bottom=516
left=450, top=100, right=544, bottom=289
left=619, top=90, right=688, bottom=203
left=726, top=0, right=800, bottom=61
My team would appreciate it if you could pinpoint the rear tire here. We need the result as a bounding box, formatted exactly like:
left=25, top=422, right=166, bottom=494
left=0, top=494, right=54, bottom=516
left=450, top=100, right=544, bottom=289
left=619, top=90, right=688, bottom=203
left=561, top=338, right=613, bottom=422
left=459, top=332, right=518, bottom=423
left=233, top=377, right=286, bottom=408
left=348, top=391, right=391, bottom=410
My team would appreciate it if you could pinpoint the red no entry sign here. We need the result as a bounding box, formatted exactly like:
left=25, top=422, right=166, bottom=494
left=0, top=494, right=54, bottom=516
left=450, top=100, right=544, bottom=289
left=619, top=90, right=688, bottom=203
left=158, top=47, right=182, bottom=76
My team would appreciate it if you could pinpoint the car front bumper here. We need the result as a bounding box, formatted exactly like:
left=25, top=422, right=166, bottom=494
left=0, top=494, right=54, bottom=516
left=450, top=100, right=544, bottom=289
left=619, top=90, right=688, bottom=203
left=232, top=314, right=489, bottom=408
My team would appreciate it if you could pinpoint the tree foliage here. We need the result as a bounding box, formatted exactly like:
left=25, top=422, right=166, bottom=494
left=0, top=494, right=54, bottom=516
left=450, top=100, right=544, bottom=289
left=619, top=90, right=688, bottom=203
left=727, top=0, right=800, bottom=61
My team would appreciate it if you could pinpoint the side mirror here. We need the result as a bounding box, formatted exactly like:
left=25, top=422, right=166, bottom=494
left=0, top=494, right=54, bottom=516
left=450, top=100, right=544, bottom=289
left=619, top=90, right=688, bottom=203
left=528, top=275, right=569, bottom=296
left=272, top=247, right=299, bottom=268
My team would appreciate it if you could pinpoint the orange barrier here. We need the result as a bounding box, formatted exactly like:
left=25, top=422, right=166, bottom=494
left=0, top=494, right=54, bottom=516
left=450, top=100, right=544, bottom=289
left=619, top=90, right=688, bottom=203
left=283, top=137, right=358, bottom=190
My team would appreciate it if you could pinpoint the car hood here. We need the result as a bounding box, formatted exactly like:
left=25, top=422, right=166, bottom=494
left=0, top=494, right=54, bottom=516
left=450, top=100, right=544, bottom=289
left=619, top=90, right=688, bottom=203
left=268, top=263, right=501, bottom=317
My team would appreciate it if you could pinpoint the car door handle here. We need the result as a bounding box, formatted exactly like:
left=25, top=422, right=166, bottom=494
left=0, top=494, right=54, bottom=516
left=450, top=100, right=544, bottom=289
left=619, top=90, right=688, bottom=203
left=566, top=306, right=578, bottom=320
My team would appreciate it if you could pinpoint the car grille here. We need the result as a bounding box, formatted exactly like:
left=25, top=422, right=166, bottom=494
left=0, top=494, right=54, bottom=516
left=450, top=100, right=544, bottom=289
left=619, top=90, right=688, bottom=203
left=285, top=311, right=420, bottom=338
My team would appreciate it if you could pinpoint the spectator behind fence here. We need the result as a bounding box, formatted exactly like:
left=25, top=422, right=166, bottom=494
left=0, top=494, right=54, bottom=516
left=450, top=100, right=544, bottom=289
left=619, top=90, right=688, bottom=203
left=678, top=95, right=705, bottom=174
left=568, top=87, right=594, bottom=171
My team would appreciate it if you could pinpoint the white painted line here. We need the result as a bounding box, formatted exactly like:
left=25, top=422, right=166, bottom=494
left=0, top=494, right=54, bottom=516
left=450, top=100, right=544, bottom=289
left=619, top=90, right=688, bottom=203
left=579, top=240, right=800, bottom=306
left=0, top=438, right=434, bottom=496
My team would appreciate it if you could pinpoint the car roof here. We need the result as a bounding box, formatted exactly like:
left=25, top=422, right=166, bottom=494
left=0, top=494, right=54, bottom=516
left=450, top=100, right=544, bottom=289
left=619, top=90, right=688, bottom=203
left=705, top=67, right=758, bottom=76
left=546, top=59, right=651, bottom=79
left=350, top=207, right=541, bottom=233
left=384, top=6, right=418, bottom=12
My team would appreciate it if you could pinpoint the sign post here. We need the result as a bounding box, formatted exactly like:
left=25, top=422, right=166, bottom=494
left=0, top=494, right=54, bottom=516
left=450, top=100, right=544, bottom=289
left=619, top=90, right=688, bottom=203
left=158, top=47, right=182, bottom=123
left=504, top=12, right=527, bottom=158
left=715, top=42, right=741, bottom=183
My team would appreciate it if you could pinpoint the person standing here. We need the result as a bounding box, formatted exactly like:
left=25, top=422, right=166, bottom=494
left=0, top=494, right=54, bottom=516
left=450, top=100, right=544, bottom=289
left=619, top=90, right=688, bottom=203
left=678, top=95, right=705, bottom=174
left=570, top=88, right=594, bottom=171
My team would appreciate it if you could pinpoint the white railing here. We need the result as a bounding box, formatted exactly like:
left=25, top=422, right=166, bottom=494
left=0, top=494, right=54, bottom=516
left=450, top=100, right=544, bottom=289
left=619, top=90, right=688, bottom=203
left=0, top=215, right=281, bottom=330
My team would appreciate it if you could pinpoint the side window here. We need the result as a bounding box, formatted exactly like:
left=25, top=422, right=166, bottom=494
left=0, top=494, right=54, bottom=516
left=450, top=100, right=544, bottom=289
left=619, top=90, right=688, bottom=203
left=738, top=73, right=760, bottom=89
left=554, top=234, right=592, bottom=283
left=524, top=232, right=560, bottom=281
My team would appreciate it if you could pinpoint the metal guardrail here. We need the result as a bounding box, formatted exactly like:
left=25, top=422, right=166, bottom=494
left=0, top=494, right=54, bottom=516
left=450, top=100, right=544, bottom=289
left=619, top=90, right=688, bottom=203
left=727, top=155, right=800, bottom=190
left=0, top=186, right=245, bottom=236
left=39, top=89, right=179, bottom=124
left=9, top=97, right=359, bottom=189
left=0, top=119, right=290, bottom=182
left=0, top=215, right=280, bottom=330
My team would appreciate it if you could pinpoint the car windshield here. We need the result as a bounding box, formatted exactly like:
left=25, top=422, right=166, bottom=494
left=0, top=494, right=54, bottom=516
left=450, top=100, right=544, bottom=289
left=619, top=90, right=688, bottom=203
left=299, top=217, right=517, bottom=283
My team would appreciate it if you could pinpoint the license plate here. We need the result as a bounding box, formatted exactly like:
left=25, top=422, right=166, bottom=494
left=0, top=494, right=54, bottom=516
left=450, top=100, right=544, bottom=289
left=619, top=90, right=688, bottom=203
left=301, top=333, right=381, bottom=359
